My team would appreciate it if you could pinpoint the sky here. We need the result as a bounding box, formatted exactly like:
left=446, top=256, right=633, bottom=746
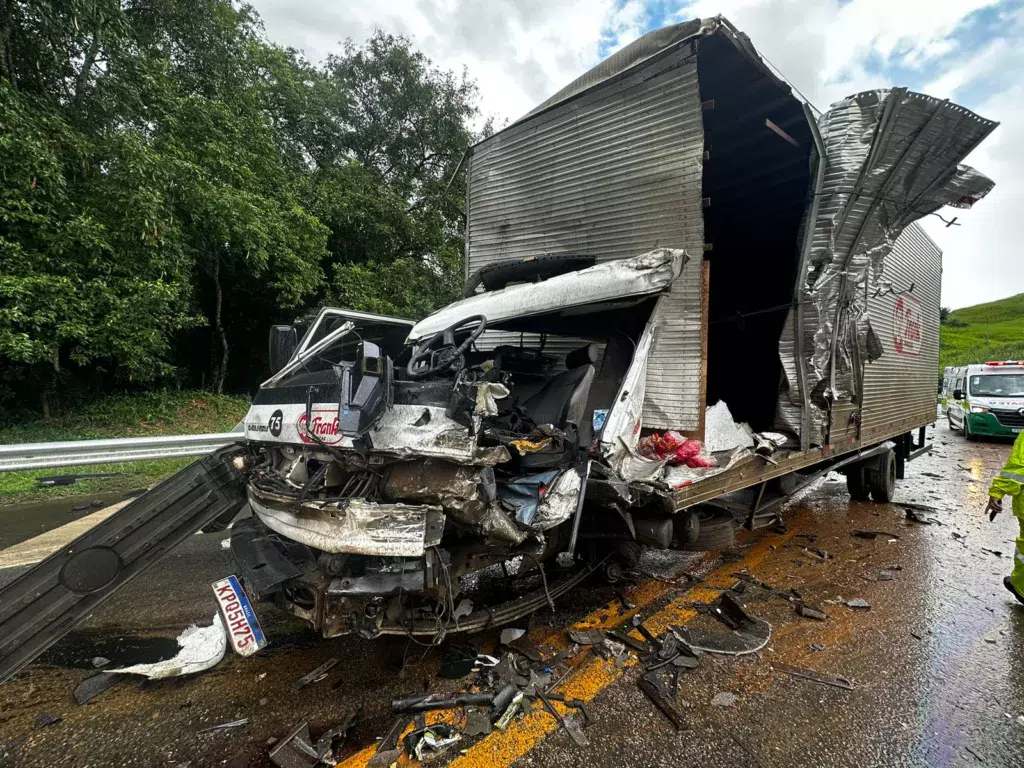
left=248, top=0, right=1024, bottom=310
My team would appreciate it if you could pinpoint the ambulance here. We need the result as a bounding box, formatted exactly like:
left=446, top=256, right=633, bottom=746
left=944, top=362, right=1024, bottom=439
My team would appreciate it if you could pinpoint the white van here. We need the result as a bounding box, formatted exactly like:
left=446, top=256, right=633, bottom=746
left=944, top=362, right=1024, bottom=439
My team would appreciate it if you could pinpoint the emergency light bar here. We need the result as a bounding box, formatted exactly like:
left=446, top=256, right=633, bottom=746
left=984, top=361, right=1024, bottom=367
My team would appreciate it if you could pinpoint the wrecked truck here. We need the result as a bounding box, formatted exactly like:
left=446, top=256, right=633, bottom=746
left=0, top=16, right=998, bottom=677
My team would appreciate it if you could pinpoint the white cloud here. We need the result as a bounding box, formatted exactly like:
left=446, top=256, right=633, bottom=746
left=248, top=0, right=1021, bottom=306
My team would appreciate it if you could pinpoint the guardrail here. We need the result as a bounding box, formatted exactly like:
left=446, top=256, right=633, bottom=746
left=0, top=433, right=246, bottom=473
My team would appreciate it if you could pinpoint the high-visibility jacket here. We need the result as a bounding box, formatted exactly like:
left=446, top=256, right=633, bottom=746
left=988, top=431, right=1024, bottom=518
left=989, top=431, right=1024, bottom=594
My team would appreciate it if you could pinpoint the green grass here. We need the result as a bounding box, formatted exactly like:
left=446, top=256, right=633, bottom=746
left=940, top=294, right=1024, bottom=372
left=0, top=391, right=250, bottom=506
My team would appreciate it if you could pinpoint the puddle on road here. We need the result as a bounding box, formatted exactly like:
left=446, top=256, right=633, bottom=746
left=37, top=631, right=183, bottom=670
left=0, top=490, right=142, bottom=549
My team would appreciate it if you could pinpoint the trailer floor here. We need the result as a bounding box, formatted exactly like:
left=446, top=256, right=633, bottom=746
left=1, top=420, right=1023, bottom=767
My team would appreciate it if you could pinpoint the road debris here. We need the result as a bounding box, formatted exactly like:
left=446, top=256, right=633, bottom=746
left=438, top=643, right=479, bottom=679
left=774, top=662, right=854, bottom=690
left=711, top=692, right=737, bottom=707
left=391, top=692, right=493, bottom=714
left=494, top=691, right=525, bottom=731
left=567, top=627, right=605, bottom=645
left=537, top=689, right=588, bottom=746
left=852, top=530, right=900, bottom=540
left=639, top=672, right=687, bottom=731
left=33, top=713, right=61, bottom=729
left=197, top=718, right=250, bottom=734
left=107, top=615, right=227, bottom=680
left=270, top=719, right=319, bottom=768
left=74, top=672, right=122, bottom=705
left=91, top=656, right=110, bottom=668
left=846, top=598, right=872, bottom=610
left=367, top=748, right=403, bottom=768
left=405, top=724, right=461, bottom=761
left=809, top=643, right=825, bottom=651
left=795, top=603, right=828, bottom=621
left=464, top=708, right=493, bottom=737
left=292, top=658, right=338, bottom=693
left=674, top=594, right=772, bottom=655
left=878, top=570, right=897, bottom=581
left=904, top=508, right=942, bottom=525
left=500, top=627, right=526, bottom=645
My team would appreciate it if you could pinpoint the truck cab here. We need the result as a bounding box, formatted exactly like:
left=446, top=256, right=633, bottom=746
left=946, top=362, right=1024, bottom=439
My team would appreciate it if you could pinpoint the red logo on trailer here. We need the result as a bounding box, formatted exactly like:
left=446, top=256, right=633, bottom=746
left=297, top=409, right=343, bottom=445
left=893, top=291, right=923, bottom=356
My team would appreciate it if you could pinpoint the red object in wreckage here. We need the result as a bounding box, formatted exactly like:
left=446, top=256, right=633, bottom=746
left=637, top=431, right=716, bottom=468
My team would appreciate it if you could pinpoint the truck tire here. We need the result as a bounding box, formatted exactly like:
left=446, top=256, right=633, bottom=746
left=846, top=467, right=871, bottom=501
left=868, top=449, right=896, bottom=503
left=462, top=254, right=596, bottom=298
left=963, top=417, right=976, bottom=441
left=679, top=508, right=736, bottom=551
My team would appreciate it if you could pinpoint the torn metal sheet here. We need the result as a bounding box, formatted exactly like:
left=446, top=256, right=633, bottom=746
left=244, top=403, right=505, bottom=465
left=776, top=89, right=997, bottom=443
left=107, top=615, right=226, bottom=679
left=409, top=249, right=685, bottom=343
left=704, top=401, right=755, bottom=453
left=533, top=469, right=583, bottom=531
left=249, top=487, right=444, bottom=557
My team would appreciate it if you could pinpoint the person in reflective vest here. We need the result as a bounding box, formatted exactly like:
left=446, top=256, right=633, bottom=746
left=986, top=430, right=1024, bottom=604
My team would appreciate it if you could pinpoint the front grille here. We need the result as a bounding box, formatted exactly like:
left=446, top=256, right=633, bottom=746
left=990, top=408, right=1024, bottom=427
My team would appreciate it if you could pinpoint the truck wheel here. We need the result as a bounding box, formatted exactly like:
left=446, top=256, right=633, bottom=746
left=615, top=541, right=643, bottom=570
left=846, top=466, right=871, bottom=501
left=964, top=417, right=976, bottom=441
left=679, top=508, right=735, bottom=551
left=868, top=449, right=896, bottom=503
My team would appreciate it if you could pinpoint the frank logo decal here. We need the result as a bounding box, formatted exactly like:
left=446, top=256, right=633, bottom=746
left=297, top=409, right=342, bottom=445
left=893, top=292, right=923, bottom=356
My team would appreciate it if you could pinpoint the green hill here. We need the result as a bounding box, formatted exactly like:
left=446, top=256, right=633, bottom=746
left=940, top=293, right=1024, bottom=371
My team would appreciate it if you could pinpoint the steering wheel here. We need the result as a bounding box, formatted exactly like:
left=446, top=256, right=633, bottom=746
left=407, top=315, right=488, bottom=379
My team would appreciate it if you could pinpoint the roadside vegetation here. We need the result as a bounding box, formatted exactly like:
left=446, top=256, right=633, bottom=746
left=940, top=293, right=1024, bottom=371
left=0, top=0, right=482, bottom=421
left=0, top=391, right=249, bottom=506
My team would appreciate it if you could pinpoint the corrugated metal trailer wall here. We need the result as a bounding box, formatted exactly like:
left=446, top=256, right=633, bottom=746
left=858, top=222, right=942, bottom=439
left=464, top=43, right=706, bottom=431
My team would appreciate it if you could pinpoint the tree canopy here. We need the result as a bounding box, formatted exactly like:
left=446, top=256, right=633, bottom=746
left=0, top=0, right=480, bottom=415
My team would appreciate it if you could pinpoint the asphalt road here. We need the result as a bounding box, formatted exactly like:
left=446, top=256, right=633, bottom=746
left=2, top=420, right=1023, bottom=768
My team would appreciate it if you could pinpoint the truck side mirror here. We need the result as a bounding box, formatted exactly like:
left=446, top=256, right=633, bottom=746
left=269, top=325, right=298, bottom=373
left=953, top=389, right=964, bottom=400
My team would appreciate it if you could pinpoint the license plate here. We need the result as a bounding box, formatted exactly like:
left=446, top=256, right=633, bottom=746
left=1014, top=428, right=1022, bottom=434
left=212, top=575, right=267, bottom=657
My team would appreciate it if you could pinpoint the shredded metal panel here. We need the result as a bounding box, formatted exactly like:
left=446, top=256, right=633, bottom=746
left=776, top=88, right=996, bottom=445
left=859, top=223, right=942, bottom=436
left=466, top=49, right=705, bottom=429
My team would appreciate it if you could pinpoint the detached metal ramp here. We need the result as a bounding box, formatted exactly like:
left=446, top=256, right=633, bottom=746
left=0, top=446, right=248, bottom=683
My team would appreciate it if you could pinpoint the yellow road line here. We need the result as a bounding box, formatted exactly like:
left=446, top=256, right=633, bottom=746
left=336, top=524, right=793, bottom=768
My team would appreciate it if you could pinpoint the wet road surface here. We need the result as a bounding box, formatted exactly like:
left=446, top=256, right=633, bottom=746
left=2, top=420, right=1023, bottom=767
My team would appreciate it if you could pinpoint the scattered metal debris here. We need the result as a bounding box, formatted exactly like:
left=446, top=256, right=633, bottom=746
left=846, top=598, right=871, bottom=610
left=391, top=692, right=493, bottom=714
left=711, top=692, right=737, bottom=707
left=91, top=656, right=110, bottom=668
left=270, top=719, right=320, bottom=768
left=292, top=658, right=339, bottom=693
left=803, top=547, right=833, bottom=560
left=567, top=627, right=605, bottom=645
left=367, top=748, right=403, bottom=768
left=74, top=672, right=122, bottom=705
left=537, top=689, right=588, bottom=746
left=197, top=718, right=250, bottom=734
left=33, top=712, right=61, bottom=729
left=494, top=691, right=525, bottom=730
left=904, top=508, right=942, bottom=525
left=639, top=672, right=687, bottom=731
left=809, top=643, right=825, bottom=651
left=774, top=662, right=854, bottom=690
left=507, top=635, right=544, bottom=662
left=464, top=709, right=493, bottom=737
left=500, top=628, right=526, bottom=645
left=795, top=533, right=819, bottom=543
left=405, top=724, right=461, bottom=761
left=981, top=548, right=1004, bottom=557
left=878, top=570, right=896, bottom=581
left=852, top=529, right=900, bottom=540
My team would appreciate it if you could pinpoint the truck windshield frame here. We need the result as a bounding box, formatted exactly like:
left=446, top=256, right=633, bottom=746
left=969, top=374, right=1024, bottom=398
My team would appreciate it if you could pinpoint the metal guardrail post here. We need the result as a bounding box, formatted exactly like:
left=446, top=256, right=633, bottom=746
left=0, top=433, right=246, bottom=473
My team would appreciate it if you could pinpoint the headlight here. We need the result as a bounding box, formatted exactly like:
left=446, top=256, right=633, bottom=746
left=971, top=405, right=989, bottom=413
